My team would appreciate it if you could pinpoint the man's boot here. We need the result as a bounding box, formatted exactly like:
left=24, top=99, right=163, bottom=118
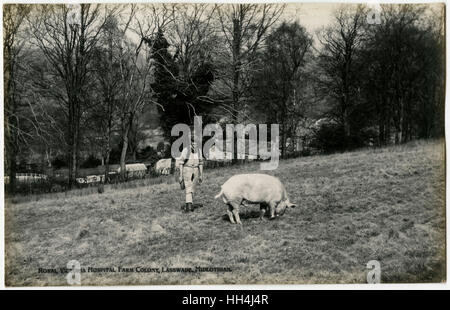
left=182, top=203, right=188, bottom=213
left=187, top=202, right=194, bottom=212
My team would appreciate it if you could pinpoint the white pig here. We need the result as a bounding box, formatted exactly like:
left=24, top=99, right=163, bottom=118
left=214, top=174, right=296, bottom=224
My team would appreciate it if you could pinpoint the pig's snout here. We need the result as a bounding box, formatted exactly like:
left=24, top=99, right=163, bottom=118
left=275, top=203, right=287, bottom=216
left=276, top=209, right=286, bottom=216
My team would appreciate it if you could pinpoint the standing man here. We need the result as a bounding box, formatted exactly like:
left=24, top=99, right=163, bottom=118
left=178, top=134, right=204, bottom=212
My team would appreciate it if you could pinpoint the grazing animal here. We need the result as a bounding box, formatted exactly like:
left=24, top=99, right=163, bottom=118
left=155, top=158, right=172, bottom=175
left=215, top=174, right=296, bottom=224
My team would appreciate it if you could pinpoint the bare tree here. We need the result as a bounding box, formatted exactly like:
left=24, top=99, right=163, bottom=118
left=4, top=4, right=31, bottom=193
left=316, top=4, right=366, bottom=143
left=116, top=4, right=173, bottom=179
left=28, top=4, right=113, bottom=187
left=213, top=4, right=284, bottom=162
left=251, top=21, right=313, bottom=157
left=214, top=4, right=284, bottom=123
left=145, top=3, right=219, bottom=137
left=360, top=4, right=441, bottom=145
left=168, top=4, right=217, bottom=83
left=90, top=12, right=124, bottom=181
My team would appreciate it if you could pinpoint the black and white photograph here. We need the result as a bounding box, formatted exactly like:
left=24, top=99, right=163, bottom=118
left=2, top=0, right=446, bottom=286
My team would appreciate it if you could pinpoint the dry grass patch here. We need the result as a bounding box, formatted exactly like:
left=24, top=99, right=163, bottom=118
left=5, top=139, right=446, bottom=285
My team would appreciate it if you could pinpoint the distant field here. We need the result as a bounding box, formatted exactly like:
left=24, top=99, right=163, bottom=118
left=5, top=139, right=446, bottom=285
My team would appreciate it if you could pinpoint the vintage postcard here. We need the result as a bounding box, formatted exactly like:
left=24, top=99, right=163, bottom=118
left=2, top=1, right=446, bottom=286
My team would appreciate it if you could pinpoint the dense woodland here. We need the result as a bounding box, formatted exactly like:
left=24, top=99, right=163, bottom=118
left=3, top=3, right=445, bottom=192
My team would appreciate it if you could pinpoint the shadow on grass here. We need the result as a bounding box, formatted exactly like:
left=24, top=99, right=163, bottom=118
left=220, top=209, right=270, bottom=222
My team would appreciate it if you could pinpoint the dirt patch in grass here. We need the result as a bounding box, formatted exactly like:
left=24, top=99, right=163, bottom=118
left=5, top=140, right=446, bottom=285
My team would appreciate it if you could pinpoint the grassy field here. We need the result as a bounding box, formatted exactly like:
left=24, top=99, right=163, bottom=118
left=5, top=139, right=446, bottom=285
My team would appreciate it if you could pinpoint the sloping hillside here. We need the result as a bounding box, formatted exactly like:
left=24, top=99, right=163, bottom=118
left=5, top=140, right=445, bottom=285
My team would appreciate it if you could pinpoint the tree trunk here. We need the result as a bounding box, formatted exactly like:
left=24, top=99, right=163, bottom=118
left=120, top=137, right=128, bottom=181
left=104, top=103, right=114, bottom=182
left=68, top=105, right=74, bottom=189
left=231, top=15, right=241, bottom=164
left=8, top=146, right=17, bottom=195
left=120, top=116, right=131, bottom=180
left=76, top=103, right=81, bottom=176
left=68, top=97, right=79, bottom=189
left=377, top=96, right=387, bottom=146
left=104, top=150, right=110, bottom=183
left=402, top=97, right=411, bottom=143
left=396, top=98, right=404, bottom=144
left=280, top=121, right=286, bottom=158
left=343, top=108, right=350, bottom=138
left=5, top=44, right=17, bottom=194
left=104, top=125, right=111, bottom=183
